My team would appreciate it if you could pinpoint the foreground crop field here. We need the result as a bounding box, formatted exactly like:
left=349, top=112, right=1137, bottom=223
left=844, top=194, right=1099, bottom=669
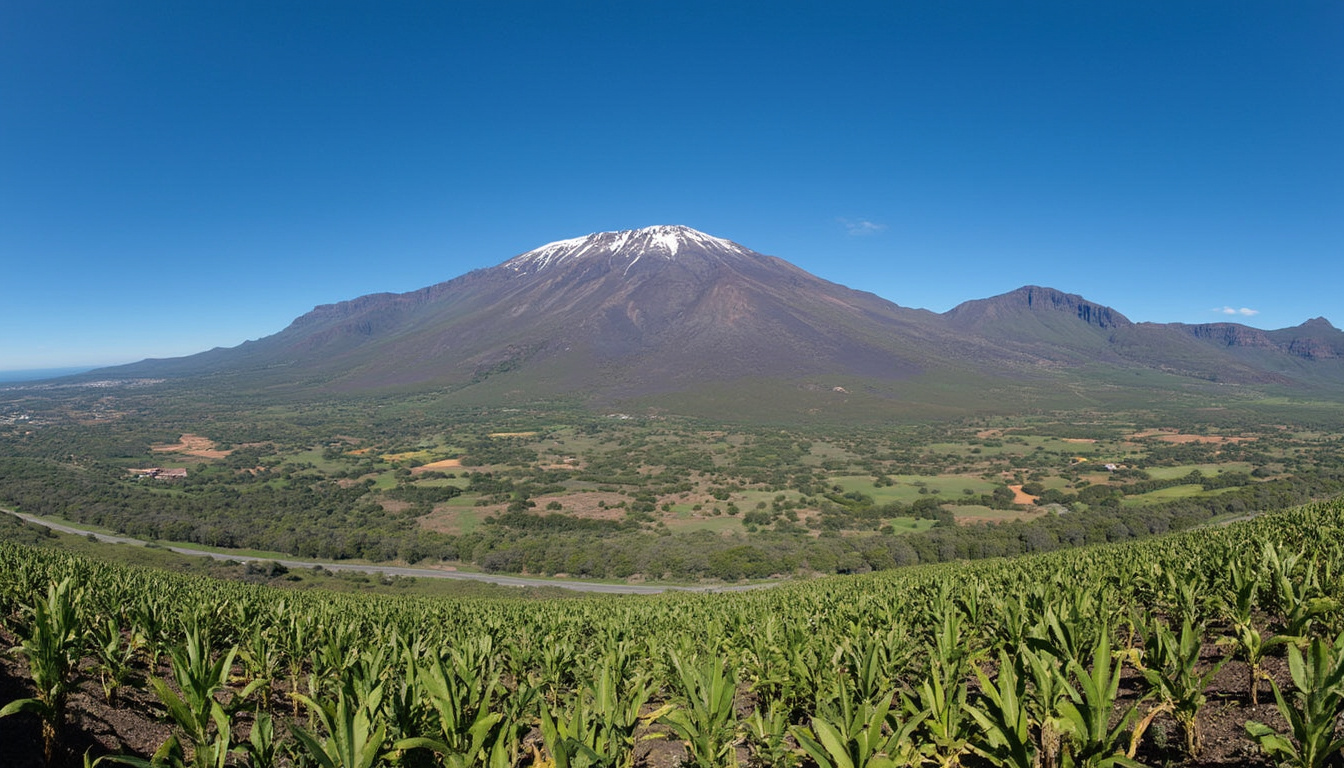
left=4, top=498, right=1344, bottom=767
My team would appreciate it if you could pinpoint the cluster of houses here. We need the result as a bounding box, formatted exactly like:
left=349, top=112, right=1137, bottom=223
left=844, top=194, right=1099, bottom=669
left=131, top=467, right=188, bottom=480
left=1070, top=457, right=1120, bottom=471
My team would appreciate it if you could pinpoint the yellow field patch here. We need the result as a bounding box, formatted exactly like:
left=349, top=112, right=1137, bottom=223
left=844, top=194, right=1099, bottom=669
left=382, top=450, right=436, bottom=463
left=151, top=433, right=231, bottom=459
left=411, top=458, right=464, bottom=475
left=1130, top=429, right=1256, bottom=444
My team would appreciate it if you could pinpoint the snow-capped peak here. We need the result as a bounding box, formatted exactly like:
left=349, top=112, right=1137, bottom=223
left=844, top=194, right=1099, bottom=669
left=504, top=225, right=750, bottom=274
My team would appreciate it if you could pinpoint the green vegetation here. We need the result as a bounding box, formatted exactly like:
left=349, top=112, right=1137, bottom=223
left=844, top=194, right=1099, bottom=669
left=2, top=385, right=1343, bottom=582
left=4, top=498, right=1344, bottom=765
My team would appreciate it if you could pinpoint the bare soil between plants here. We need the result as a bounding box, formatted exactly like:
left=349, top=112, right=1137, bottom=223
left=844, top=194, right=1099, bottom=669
left=0, top=626, right=1296, bottom=768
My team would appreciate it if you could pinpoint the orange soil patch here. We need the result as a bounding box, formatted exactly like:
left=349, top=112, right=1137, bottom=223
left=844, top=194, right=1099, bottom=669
left=151, top=433, right=232, bottom=459
left=410, top=458, right=463, bottom=475
left=1007, top=485, right=1039, bottom=505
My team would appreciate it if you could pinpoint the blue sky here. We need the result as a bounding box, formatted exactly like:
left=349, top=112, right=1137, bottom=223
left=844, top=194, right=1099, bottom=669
left=3, top=1, right=1341, bottom=369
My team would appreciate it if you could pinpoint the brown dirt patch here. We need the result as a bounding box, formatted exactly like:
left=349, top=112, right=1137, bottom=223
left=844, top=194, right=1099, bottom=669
left=150, top=433, right=231, bottom=459
left=410, top=458, right=463, bottom=474
left=1007, top=484, right=1039, bottom=505
left=416, top=508, right=462, bottom=534
left=1062, top=437, right=1097, bottom=444
left=417, top=504, right=501, bottom=535
left=532, top=492, right=630, bottom=520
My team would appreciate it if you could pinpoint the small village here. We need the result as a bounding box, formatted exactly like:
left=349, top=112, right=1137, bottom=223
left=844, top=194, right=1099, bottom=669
left=129, top=467, right=188, bottom=480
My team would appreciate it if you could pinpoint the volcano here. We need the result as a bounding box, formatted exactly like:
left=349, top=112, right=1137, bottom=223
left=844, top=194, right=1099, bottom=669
left=89, top=225, right=1344, bottom=415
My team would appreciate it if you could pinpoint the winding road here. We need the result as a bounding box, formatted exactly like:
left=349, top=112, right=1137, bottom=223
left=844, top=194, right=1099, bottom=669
left=3, top=509, right=773, bottom=595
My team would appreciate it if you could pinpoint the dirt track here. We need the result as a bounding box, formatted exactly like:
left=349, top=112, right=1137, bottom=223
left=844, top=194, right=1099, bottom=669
left=2, top=509, right=772, bottom=595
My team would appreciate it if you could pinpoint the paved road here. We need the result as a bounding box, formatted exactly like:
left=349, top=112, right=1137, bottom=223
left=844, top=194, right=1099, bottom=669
left=4, top=509, right=772, bottom=595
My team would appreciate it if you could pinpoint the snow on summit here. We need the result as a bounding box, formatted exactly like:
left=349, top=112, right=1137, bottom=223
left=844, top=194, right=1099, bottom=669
left=505, top=226, right=749, bottom=273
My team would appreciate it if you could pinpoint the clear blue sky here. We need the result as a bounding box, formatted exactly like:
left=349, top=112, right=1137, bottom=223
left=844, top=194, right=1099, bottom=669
left=3, top=1, right=1341, bottom=369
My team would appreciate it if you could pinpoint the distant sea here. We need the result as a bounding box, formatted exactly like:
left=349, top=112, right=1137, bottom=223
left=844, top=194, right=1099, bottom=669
left=0, top=366, right=96, bottom=383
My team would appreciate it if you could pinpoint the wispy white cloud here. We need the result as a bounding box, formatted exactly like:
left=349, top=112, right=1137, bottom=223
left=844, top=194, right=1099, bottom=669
left=1215, top=306, right=1260, bottom=317
left=838, top=217, right=887, bottom=236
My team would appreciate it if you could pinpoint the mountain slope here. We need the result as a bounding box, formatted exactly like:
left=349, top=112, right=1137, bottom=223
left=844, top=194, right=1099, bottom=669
left=942, top=286, right=1133, bottom=364
left=102, top=227, right=972, bottom=400
left=89, top=226, right=1344, bottom=414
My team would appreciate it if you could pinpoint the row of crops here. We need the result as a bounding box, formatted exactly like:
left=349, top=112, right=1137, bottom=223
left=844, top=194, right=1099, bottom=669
left=3, top=499, right=1344, bottom=767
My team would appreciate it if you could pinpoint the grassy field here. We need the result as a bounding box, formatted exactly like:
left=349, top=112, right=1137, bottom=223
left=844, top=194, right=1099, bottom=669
left=831, top=474, right=998, bottom=503
left=1144, top=462, right=1254, bottom=479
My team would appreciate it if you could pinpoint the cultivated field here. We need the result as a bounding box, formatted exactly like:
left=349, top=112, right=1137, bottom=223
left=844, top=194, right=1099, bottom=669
left=3, top=499, right=1344, bottom=767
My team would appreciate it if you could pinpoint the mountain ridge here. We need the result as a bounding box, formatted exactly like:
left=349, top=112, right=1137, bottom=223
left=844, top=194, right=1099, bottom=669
left=78, top=226, right=1343, bottom=415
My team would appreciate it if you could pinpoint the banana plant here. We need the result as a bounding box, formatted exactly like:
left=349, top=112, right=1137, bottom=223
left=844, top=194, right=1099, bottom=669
left=659, top=650, right=740, bottom=768
left=588, top=662, right=658, bottom=767
left=964, top=651, right=1033, bottom=768
left=290, top=683, right=397, bottom=768
left=744, top=703, right=799, bottom=768
left=536, top=636, right=580, bottom=707
left=1215, top=548, right=1293, bottom=706
left=828, top=640, right=873, bottom=703
left=540, top=695, right=604, bottom=768
left=1055, top=629, right=1141, bottom=768
left=792, top=684, right=923, bottom=768
left=148, top=623, right=262, bottom=768
left=904, top=659, right=972, bottom=767
left=1132, top=617, right=1225, bottom=759
left=407, top=646, right=509, bottom=767
left=538, top=657, right=659, bottom=768
left=1019, top=643, right=1070, bottom=768
left=238, top=712, right=280, bottom=768
left=90, top=613, right=143, bottom=706
left=0, top=577, right=88, bottom=768
left=236, top=619, right=281, bottom=712
left=1245, top=633, right=1344, bottom=768
left=1266, top=544, right=1340, bottom=639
